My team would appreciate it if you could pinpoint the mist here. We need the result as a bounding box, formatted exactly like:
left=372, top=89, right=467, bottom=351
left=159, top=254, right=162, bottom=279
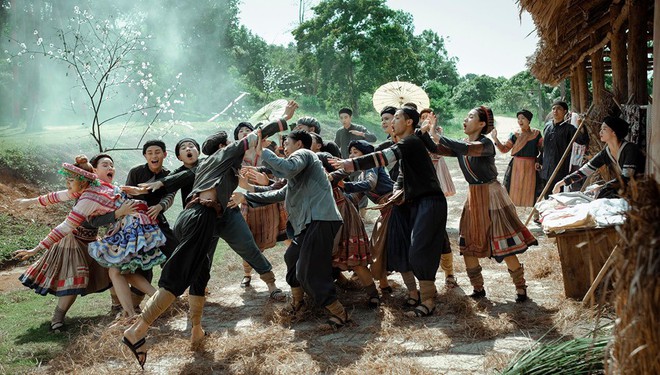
left=0, top=0, right=252, bottom=138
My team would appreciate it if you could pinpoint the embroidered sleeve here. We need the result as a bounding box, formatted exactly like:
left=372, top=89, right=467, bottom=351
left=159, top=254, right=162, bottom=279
left=495, top=134, right=514, bottom=153
left=38, top=196, right=101, bottom=250
left=37, top=190, right=80, bottom=206
left=438, top=136, right=496, bottom=157
left=562, top=149, right=608, bottom=185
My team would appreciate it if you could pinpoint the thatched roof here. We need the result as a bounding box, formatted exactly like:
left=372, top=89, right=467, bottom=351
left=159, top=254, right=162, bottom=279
left=518, top=0, right=652, bottom=86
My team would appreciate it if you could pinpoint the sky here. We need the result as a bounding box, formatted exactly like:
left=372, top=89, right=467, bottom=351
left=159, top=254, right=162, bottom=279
left=238, top=0, right=539, bottom=79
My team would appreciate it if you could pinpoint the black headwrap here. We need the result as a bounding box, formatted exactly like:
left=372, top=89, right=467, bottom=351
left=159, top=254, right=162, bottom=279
left=348, top=140, right=374, bottom=155
left=516, top=109, right=533, bottom=122
left=202, top=131, right=228, bottom=156
left=174, top=137, right=200, bottom=157
left=603, top=116, right=630, bottom=140
left=233, top=122, right=254, bottom=140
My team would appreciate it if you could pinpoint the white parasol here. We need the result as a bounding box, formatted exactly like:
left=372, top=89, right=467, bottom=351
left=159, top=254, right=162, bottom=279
left=248, top=99, right=289, bottom=125
left=372, top=81, right=430, bottom=113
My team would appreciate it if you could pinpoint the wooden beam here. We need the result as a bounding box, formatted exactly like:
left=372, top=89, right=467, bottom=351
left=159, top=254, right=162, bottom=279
left=576, top=59, right=590, bottom=111
left=651, top=0, right=660, bottom=182
left=570, top=73, right=580, bottom=112
left=591, top=48, right=606, bottom=106
left=610, top=1, right=629, bottom=103
left=628, top=0, right=650, bottom=105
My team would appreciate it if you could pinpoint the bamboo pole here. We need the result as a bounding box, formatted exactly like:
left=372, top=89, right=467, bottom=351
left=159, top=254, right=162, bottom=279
left=582, top=244, right=619, bottom=306
left=525, top=102, right=595, bottom=226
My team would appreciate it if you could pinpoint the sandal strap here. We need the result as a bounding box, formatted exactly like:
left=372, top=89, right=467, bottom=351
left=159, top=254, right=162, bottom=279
left=413, top=304, right=434, bottom=317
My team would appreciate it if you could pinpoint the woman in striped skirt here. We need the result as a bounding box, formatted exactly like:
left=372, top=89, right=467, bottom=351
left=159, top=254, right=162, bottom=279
left=427, top=106, right=537, bottom=302
left=491, top=109, right=543, bottom=207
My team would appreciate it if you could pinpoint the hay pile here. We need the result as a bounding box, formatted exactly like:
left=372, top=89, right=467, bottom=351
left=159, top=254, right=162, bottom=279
left=607, top=177, right=660, bottom=374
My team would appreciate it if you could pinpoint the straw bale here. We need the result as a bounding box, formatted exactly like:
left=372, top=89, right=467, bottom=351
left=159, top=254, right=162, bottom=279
left=607, top=177, right=660, bottom=374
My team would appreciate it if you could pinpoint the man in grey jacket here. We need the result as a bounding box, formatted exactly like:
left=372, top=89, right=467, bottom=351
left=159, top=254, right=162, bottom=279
left=231, top=130, right=349, bottom=329
left=334, top=107, right=377, bottom=158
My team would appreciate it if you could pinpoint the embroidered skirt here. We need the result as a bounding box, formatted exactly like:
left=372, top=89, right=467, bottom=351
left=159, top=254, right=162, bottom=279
left=19, top=227, right=111, bottom=296
left=241, top=202, right=280, bottom=250
left=459, top=181, right=537, bottom=262
left=88, top=205, right=166, bottom=273
left=332, top=188, right=371, bottom=270
left=369, top=193, right=393, bottom=280
left=432, top=155, right=456, bottom=197
left=506, top=156, right=539, bottom=207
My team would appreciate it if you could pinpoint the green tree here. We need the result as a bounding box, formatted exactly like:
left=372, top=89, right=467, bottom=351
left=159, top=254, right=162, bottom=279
left=451, top=74, right=505, bottom=109
left=414, top=30, right=460, bottom=88
left=293, top=0, right=422, bottom=116
left=424, top=80, right=454, bottom=123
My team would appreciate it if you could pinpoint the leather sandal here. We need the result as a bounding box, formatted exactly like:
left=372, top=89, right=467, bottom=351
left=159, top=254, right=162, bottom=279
left=405, top=303, right=435, bottom=317
left=269, top=288, right=286, bottom=302
left=445, top=275, right=458, bottom=288
left=240, top=275, right=251, bottom=288
left=50, top=321, right=65, bottom=332
left=403, top=293, right=420, bottom=308
left=515, top=289, right=528, bottom=303
left=325, top=312, right=350, bottom=330
left=367, top=295, right=381, bottom=309
left=469, top=289, right=486, bottom=300
left=122, top=336, right=147, bottom=370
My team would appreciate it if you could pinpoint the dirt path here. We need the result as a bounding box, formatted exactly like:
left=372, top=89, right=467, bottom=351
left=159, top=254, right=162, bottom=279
left=12, top=117, right=596, bottom=374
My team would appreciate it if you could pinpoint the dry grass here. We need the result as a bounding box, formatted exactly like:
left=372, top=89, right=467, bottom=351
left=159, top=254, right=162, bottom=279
left=607, top=177, right=660, bottom=374
left=19, top=215, right=610, bottom=374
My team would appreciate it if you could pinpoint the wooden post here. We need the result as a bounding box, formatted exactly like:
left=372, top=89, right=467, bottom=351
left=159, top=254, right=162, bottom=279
left=628, top=0, right=649, bottom=105
left=591, top=48, right=605, bottom=106
left=576, top=60, right=589, bottom=111
left=570, top=72, right=580, bottom=112
left=610, top=1, right=629, bottom=104
left=651, top=0, right=660, bottom=181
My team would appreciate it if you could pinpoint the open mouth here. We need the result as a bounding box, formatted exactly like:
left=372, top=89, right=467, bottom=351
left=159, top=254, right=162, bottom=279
left=186, top=152, right=193, bottom=158
left=107, top=172, right=114, bottom=179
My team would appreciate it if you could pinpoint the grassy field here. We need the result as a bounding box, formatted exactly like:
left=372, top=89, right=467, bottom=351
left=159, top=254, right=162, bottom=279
left=0, top=214, right=53, bottom=267
left=0, top=240, right=232, bottom=374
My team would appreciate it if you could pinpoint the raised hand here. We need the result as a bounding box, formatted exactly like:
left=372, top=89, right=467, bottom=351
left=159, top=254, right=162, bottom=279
left=138, top=181, right=164, bottom=192
left=247, top=169, right=270, bottom=186
left=283, top=100, right=299, bottom=121
left=121, top=185, right=148, bottom=196
left=329, top=157, right=354, bottom=172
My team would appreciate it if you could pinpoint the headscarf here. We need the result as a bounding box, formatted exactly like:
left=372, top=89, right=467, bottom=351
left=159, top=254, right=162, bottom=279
left=348, top=140, right=374, bottom=155
left=174, top=137, right=200, bottom=157
left=516, top=109, right=533, bottom=122
left=603, top=116, right=630, bottom=140
left=233, top=122, right=254, bottom=140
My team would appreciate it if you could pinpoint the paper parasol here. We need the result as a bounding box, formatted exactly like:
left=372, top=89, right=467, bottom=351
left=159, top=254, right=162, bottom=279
left=372, top=81, right=430, bottom=113
left=248, top=99, right=288, bottom=125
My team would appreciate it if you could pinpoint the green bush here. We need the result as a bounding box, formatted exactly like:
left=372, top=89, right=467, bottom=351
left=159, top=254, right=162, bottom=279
left=0, top=143, right=61, bottom=188
left=0, top=214, right=52, bottom=267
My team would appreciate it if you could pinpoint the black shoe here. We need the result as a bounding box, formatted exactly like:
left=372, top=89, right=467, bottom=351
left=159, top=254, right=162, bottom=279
left=380, top=286, right=393, bottom=294
left=367, top=295, right=381, bottom=309
left=469, top=289, right=486, bottom=300
left=516, top=290, right=528, bottom=303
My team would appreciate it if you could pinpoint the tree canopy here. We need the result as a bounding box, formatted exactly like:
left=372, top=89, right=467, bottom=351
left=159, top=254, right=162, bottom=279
left=293, top=0, right=459, bottom=116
